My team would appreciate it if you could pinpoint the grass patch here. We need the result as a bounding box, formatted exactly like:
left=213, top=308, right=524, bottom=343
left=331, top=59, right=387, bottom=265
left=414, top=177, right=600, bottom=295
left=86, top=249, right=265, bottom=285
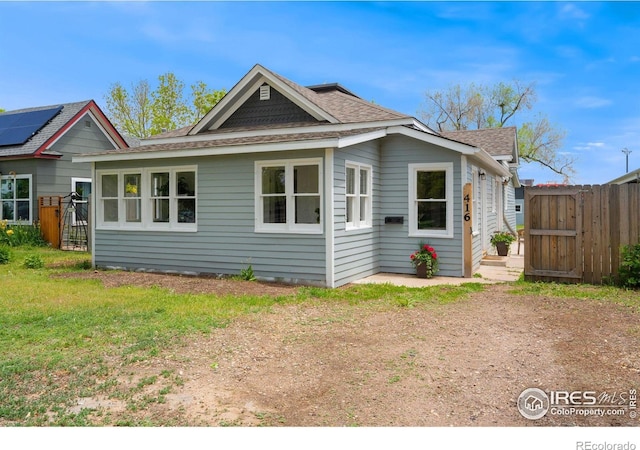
left=508, top=279, right=640, bottom=311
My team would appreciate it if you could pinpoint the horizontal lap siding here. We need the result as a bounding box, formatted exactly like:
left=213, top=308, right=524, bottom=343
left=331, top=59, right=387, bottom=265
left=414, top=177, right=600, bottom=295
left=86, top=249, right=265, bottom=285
left=333, top=143, right=380, bottom=286
left=94, top=150, right=327, bottom=285
left=379, top=136, right=463, bottom=277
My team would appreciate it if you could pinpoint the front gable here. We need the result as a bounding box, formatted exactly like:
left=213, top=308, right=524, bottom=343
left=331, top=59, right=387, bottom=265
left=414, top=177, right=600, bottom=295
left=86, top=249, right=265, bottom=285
left=190, top=64, right=339, bottom=134
left=219, top=83, right=320, bottom=129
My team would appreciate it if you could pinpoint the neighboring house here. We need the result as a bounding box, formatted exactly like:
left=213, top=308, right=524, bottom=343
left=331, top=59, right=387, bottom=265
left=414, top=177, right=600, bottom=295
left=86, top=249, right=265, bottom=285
left=74, top=64, right=520, bottom=287
left=513, top=179, right=534, bottom=227
left=608, top=168, right=640, bottom=184
left=0, top=100, right=128, bottom=224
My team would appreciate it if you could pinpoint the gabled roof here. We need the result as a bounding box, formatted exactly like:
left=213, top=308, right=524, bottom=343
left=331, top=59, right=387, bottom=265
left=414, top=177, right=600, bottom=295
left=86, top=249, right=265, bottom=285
left=74, top=65, right=512, bottom=179
left=440, top=127, right=518, bottom=163
left=0, top=100, right=128, bottom=159
left=189, top=64, right=411, bottom=135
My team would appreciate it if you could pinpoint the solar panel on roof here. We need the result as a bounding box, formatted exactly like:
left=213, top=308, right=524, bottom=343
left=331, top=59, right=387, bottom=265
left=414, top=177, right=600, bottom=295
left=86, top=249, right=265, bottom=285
left=0, top=105, right=63, bottom=147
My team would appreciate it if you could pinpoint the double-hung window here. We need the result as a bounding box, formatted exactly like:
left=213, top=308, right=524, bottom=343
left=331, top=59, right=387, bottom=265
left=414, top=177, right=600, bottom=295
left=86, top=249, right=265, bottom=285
left=409, top=163, right=453, bottom=238
left=345, top=162, right=372, bottom=230
left=1, top=174, right=32, bottom=223
left=97, top=166, right=196, bottom=231
left=256, top=158, right=322, bottom=233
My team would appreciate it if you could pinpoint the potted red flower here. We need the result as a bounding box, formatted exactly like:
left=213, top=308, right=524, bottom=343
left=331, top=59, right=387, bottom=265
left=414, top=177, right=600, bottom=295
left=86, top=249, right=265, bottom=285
left=410, top=244, right=439, bottom=278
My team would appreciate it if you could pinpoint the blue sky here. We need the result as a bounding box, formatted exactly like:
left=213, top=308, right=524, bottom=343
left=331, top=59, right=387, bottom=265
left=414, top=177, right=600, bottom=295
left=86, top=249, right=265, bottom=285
left=1, top=1, right=639, bottom=185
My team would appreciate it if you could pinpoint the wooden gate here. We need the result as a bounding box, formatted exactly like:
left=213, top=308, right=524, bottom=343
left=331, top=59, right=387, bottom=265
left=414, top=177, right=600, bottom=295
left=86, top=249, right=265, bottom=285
left=38, top=196, right=62, bottom=249
left=525, top=187, right=582, bottom=281
left=524, top=184, right=640, bottom=284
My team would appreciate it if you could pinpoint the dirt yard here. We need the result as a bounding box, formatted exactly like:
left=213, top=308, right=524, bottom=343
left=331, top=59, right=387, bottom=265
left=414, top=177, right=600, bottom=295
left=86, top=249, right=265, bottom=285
left=64, top=271, right=640, bottom=426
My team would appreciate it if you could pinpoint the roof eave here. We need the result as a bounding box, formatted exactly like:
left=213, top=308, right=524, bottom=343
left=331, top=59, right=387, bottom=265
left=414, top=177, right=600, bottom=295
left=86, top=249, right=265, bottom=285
left=72, top=138, right=341, bottom=163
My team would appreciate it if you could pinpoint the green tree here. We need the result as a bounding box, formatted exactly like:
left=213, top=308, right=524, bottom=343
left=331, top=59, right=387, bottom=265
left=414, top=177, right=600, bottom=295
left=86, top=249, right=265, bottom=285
left=104, top=73, right=226, bottom=138
left=421, top=81, right=573, bottom=181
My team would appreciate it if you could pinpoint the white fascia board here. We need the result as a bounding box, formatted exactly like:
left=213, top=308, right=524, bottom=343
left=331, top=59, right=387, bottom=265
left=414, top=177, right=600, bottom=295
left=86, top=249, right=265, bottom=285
left=337, top=129, right=388, bottom=148
left=146, top=117, right=415, bottom=146
left=410, top=118, right=438, bottom=134
left=72, top=139, right=340, bottom=163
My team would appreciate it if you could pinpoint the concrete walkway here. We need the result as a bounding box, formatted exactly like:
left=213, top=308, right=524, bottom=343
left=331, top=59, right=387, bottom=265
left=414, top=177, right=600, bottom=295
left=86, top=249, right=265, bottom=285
left=354, top=242, right=524, bottom=287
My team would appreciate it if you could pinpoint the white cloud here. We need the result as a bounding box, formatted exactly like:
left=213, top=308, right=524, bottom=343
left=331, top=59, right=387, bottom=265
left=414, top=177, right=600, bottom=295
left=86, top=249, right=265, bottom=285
left=575, top=96, right=612, bottom=109
left=559, top=3, right=590, bottom=21
left=573, top=142, right=605, bottom=151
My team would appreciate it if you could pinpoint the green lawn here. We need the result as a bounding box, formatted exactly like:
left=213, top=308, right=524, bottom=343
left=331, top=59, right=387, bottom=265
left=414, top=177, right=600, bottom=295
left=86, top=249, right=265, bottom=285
left=0, top=247, right=486, bottom=426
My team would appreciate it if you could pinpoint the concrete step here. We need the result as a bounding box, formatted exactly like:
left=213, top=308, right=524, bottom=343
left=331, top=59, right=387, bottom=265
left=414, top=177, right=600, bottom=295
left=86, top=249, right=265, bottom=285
left=480, top=255, right=508, bottom=267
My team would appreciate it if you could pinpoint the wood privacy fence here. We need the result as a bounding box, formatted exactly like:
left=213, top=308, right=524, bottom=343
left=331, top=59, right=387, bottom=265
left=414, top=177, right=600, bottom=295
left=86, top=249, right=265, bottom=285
left=524, top=184, right=640, bottom=284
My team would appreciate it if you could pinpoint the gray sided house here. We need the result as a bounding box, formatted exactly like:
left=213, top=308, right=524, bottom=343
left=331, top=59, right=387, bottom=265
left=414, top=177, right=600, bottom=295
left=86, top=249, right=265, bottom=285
left=75, top=65, right=520, bottom=287
left=0, top=100, right=128, bottom=224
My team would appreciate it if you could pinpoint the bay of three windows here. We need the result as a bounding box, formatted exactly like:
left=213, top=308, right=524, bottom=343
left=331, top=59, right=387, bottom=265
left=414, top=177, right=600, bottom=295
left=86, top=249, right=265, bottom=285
left=98, top=167, right=196, bottom=230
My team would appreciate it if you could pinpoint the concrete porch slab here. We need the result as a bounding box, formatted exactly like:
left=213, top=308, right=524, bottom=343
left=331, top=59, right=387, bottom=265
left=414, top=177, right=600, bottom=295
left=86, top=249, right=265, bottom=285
left=353, top=241, right=524, bottom=287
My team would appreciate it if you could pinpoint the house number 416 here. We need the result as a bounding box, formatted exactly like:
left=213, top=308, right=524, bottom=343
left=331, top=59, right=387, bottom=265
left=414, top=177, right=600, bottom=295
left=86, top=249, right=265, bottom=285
left=464, top=194, right=471, bottom=222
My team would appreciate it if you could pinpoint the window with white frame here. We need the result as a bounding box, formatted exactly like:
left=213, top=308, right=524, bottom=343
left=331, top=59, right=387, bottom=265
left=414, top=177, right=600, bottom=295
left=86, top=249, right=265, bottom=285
left=1, top=174, right=32, bottom=223
left=345, top=162, right=372, bottom=230
left=409, top=163, right=453, bottom=238
left=97, top=166, right=196, bottom=230
left=71, top=177, right=91, bottom=225
left=256, top=158, right=322, bottom=233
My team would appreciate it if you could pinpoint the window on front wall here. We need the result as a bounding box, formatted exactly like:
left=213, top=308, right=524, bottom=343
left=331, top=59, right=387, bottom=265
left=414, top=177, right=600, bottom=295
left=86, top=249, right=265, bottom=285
left=97, top=166, right=196, bottom=231
left=1, top=174, right=31, bottom=223
left=256, top=158, right=322, bottom=233
left=409, top=163, right=453, bottom=238
left=346, top=162, right=372, bottom=230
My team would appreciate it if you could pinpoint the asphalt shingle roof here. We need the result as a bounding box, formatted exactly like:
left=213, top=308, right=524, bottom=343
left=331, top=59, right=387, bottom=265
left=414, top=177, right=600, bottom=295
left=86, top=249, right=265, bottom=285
left=440, top=127, right=517, bottom=158
left=271, top=68, right=409, bottom=124
left=89, top=127, right=387, bottom=157
left=0, top=101, right=92, bottom=158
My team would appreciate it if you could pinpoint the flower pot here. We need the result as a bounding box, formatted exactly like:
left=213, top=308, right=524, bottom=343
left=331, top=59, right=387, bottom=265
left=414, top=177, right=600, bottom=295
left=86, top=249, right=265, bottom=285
left=495, top=242, right=509, bottom=256
left=416, top=262, right=433, bottom=279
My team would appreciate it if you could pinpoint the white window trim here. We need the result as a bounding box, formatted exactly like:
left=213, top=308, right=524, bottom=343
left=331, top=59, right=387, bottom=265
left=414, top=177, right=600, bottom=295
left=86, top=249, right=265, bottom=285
left=345, top=161, right=372, bottom=231
left=255, top=157, right=323, bottom=234
left=1, top=174, right=32, bottom=224
left=71, top=177, right=91, bottom=226
left=408, top=162, right=454, bottom=238
left=472, top=169, right=480, bottom=237
left=96, top=166, right=197, bottom=232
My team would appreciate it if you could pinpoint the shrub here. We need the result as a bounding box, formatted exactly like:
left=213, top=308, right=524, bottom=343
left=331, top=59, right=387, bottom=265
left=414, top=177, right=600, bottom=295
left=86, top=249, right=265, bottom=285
left=23, top=254, right=45, bottom=269
left=0, top=246, right=11, bottom=264
left=618, top=243, right=640, bottom=288
left=239, top=264, right=256, bottom=281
